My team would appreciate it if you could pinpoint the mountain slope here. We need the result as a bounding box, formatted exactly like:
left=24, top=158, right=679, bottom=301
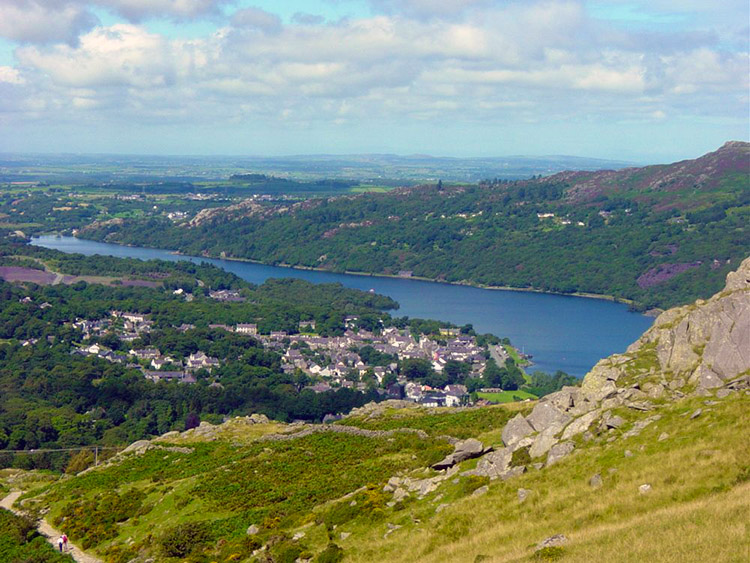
left=4, top=257, right=749, bottom=562
left=80, top=142, right=750, bottom=309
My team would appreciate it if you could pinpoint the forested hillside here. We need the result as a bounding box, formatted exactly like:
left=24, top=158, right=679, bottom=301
left=80, top=142, right=750, bottom=310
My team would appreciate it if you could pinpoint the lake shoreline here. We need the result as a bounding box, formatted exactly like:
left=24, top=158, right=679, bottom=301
left=30, top=234, right=654, bottom=377
left=40, top=233, right=640, bottom=307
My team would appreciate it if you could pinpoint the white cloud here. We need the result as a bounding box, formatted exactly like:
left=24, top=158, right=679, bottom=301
left=0, top=0, right=746, bottom=155
left=0, top=66, right=25, bottom=84
left=0, top=1, right=98, bottom=44
left=231, top=7, right=282, bottom=33
left=96, top=0, right=229, bottom=21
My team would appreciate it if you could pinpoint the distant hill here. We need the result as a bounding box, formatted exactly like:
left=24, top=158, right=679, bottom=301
left=5, top=257, right=748, bottom=562
left=80, top=142, right=750, bottom=309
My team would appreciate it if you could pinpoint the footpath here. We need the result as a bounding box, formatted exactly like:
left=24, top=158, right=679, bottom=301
left=1, top=491, right=103, bottom=563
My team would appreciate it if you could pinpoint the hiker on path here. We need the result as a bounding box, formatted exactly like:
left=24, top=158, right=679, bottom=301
left=62, top=533, right=68, bottom=551
left=58, top=536, right=64, bottom=552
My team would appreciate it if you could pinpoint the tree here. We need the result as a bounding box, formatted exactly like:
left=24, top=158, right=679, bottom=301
left=184, top=412, right=200, bottom=431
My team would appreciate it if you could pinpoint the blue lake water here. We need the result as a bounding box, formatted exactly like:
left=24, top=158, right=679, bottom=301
left=31, top=235, right=653, bottom=377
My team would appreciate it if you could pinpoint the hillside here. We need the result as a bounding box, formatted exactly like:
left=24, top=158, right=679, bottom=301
left=3, top=257, right=748, bottom=562
left=79, top=142, right=750, bottom=309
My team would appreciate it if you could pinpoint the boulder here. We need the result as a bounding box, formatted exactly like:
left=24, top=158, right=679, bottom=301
left=501, top=414, right=535, bottom=448
left=529, top=427, right=559, bottom=459
left=473, top=448, right=512, bottom=479
left=561, top=409, right=600, bottom=441
left=517, top=488, right=531, bottom=503
left=603, top=414, right=625, bottom=430
left=536, top=534, right=568, bottom=550
left=431, top=438, right=487, bottom=470
left=526, top=402, right=572, bottom=434
left=546, top=442, right=575, bottom=466
left=471, top=485, right=489, bottom=497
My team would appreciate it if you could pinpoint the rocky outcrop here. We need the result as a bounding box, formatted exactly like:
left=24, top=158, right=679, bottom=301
left=501, top=414, right=535, bottom=448
left=440, top=257, right=750, bottom=482
left=432, top=438, right=489, bottom=470
left=587, top=256, right=750, bottom=395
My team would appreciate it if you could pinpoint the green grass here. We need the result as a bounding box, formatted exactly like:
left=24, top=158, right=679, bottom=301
left=0, top=509, right=74, bottom=562
left=336, top=405, right=517, bottom=439
left=476, top=390, right=538, bottom=403
left=8, top=390, right=748, bottom=563
left=340, top=392, right=750, bottom=562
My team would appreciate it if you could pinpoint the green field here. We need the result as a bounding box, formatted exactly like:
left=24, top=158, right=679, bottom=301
left=476, top=389, right=538, bottom=403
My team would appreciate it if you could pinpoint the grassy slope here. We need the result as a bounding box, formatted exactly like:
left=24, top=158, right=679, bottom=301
left=342, top=393, right=749, bottom=562
left=3, top=391, right=747, bottom=562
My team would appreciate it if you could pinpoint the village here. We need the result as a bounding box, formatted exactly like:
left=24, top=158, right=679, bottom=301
left=67, top=309, right=507, bottom=408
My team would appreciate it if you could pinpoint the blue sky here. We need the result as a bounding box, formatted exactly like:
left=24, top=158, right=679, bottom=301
left=0, top=0, right=747, bottom=163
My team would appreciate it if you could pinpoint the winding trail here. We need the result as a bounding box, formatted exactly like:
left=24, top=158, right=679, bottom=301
left=1, top=491, right=102, bottom=563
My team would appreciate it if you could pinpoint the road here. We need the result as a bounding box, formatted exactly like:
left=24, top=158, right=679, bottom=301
left=1, top=490, right=103, bottom=563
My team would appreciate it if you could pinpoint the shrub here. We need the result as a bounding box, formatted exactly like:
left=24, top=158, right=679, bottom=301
left=159, top=521, right=211, bottom=558
left=511, top=446, right=532, bottom=467
left=458, top=475, right=489, bottom=496
left=315, top=542, right=344, bottom=563
left=65, top=450, right=94, bottom=474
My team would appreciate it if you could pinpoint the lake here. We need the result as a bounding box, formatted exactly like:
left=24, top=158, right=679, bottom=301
left=31, top=235, right=653, bottom=377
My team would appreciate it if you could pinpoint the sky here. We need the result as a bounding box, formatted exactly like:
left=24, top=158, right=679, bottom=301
left=0, top=0, right=747, bottom=162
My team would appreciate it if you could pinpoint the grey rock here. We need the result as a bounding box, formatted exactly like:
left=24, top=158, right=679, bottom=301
left=392, top=488, right=409, bottom=502
left=473, top=448, right=512, bottom=479
left=546, top=442, right=575, bottom=466
left=605, top=415, right=625, bottom=429
left=561, top=409, right=600, bottom=440
left=431, top=438, right=486, bottom=470
left=247, top=524, right=260, bottom=535
left=340, top=532, right=351, bottom=540
left=639, top=484, right=652, bottom=494
left=471, top=485, right=489, bottom=497
left=658, top=432, right=669, bottom=442
left=530, top=427, right=559, bottom=459
left=500, top=465, right=526, bottom=481
left=690, top=408, right=703, bottom=419
left=692, top=364, right=724, bottom=390
left=668, top=378, right=686, bottom=390
left=526, top=402, right=572, bottom=434
left=501, top=414, right=535, bottom=448
left=509, top=436, right=535, bottom=453
left=292, top=532, right=305, bottom=540
left=589, top=473, right=603, bottom=488
left=624, top=449, right=634, bottom=458
left=645, top=383, right=665, bottom=399
left=517, top=488, right=531, bottom=503
left=716, top=388, right=732, bottom=399
left=536, top=534, right=568, bottom=550
left=435, top=503, right=449, bottom=513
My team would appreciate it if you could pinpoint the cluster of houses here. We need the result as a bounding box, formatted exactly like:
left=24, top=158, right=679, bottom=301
left=73, top=311, right=153, bottom=343
left=67, top=311, right=495, bottom=406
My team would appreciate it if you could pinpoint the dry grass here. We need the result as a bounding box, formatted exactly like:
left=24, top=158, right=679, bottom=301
left=340, top=392, right=749, bottom=562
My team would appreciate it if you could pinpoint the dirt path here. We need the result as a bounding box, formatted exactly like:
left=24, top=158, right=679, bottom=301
left=1, top=491, right=103, bottom=563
